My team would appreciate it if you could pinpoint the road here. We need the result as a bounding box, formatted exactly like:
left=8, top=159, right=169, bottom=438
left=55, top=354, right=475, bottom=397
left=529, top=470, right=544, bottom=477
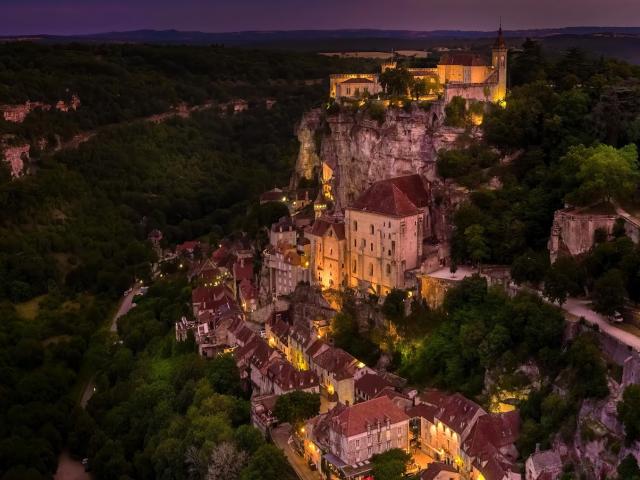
left=562, top=297, right=640, bottom=352
left=271, top=424, right=321, bottom=480
left=78, top=284, right=141, bottom=409
left=54, top=450, right=91, bottom=480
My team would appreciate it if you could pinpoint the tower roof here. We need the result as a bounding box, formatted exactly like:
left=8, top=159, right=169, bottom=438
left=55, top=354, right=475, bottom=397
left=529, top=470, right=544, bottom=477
left=493, top=25, right=506, bottom=49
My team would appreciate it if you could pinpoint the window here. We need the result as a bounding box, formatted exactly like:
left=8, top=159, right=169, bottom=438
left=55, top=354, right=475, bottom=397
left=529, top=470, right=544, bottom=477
left=369, top=263, right=373, bottom=276
left=370, top=224, right=374, bottom=234
left=386, top=264, right=391, bottom=275
left=352, top=260, right=357, bottom=273
left=370, top=242, right=373, bottom=252
left=354, top=239, right=356, bottom=247
left=354, top=221, right=358, bottom=232
left=356, top=439, right=360, bottom=447
left=368, top=446, right=372, bottom=455
left=391, top=241, right=396, bottom=253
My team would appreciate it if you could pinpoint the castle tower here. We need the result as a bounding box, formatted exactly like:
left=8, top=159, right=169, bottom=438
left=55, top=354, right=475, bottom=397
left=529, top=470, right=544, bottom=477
left=491, top=24, right=508, bottom=104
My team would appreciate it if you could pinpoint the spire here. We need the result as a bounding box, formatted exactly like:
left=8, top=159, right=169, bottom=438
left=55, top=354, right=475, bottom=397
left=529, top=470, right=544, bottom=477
left=494, top=19, right=506, bottom=49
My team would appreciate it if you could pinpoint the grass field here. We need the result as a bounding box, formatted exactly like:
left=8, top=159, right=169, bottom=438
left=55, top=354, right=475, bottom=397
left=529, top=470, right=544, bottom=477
left=15, top=294, right=47, bottom=320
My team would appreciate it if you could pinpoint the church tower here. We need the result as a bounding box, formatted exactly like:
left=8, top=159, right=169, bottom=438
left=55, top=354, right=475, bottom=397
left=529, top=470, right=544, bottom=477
left=491, top=24, right=507, bottom=104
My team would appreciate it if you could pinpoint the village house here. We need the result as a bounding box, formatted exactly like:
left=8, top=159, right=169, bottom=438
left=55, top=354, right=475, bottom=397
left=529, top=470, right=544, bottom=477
left=525, top=450, right=562, bottom=480
left=308, top=214, right=347, bottom=290
left=329, top=27, right=507, bottom=105
left=251, top=393, right=279, bottom=434
left=354, top=373, right=394, bottom=402
left=421, top=462, right=461, bottom=480
left=263, top=242, right=310, bottom=298
left=344, top=174, right=431, bottom=295
left=408, top=390, right=521, bottom=480
left=304, top=395, right=411, bottom=479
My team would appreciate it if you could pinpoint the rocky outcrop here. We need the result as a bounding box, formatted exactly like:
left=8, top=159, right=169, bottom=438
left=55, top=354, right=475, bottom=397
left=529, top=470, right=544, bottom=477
left=2, top=144, right=30, bottom=177
left=294, top=103, right=467, bottom=208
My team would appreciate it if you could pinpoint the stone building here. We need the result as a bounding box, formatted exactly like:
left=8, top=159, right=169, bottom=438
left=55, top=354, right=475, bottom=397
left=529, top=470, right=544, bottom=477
left=330, top=27, right=507, bottom=105
left=263, top=242, right=310, bottom=298
left=308, top=215, right=347, bottom=290
left=345, top=174, right=431, bottom=295
left=548, top=203, right=640, bottom=263
left=304, top=396, right=411, bottom=479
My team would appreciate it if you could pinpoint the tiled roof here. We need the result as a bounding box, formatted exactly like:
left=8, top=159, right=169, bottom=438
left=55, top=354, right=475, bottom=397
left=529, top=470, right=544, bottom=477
left=267, top=358, right=319, bottom=391
left=355, top=373, right=393, bottom=399
left=239, top=279, right=257, bottom=301
left=529, top=450, right=562, bottom=473
left=305, top=338, right=328, bottom=358
left=340, top=77, right=375, bottom=84
left=309, top=216, right=346, bottom=240
left=439, top=53, right=488, bottom=67
left=420, top=462, right=458, bottom=480
left=176, top=240, right=201, bottom=253
left=312, top=346, right=358, bottom=380
left=331, top=396, right=409, bottom=437
left=234, top=261, right=253, bottom=282
left=350, top=175, right=429, bottom=218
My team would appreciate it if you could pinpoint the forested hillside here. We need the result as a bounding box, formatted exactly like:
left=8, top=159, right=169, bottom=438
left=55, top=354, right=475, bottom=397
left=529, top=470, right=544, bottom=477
left=0, top=43, right=373, bottom=479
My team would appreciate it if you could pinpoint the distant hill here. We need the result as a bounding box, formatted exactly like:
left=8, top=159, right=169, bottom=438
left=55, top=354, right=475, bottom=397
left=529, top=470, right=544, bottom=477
left=2, top=27, right=640, bottom=63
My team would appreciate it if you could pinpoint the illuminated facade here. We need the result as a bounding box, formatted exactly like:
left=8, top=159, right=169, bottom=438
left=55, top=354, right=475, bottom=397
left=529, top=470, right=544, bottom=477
left=308, top=215, right=347, bottom=290
left=330, top=27, right=508, bottom=105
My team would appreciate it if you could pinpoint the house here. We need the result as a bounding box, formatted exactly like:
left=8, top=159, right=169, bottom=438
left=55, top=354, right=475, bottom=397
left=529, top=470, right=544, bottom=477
left=251, top=394, right=279, bottom=434
left=345, top=174, right=431, bottom=295
left=525, top=450, right=562, bottom=480
left=308, top=214, right=347, bottom=290
left=270, top=216, right=297, bottom=247
left=304, top=395, right=410, bottom=479
left=238, top=278, right=258, bottom=313
left=408, top=390, right=521, bottom=480
left=263, top=242, right=310, bottom=298
left=176, top=240, right=203, bottom=258
left=354, top=373, right=393, bottom=402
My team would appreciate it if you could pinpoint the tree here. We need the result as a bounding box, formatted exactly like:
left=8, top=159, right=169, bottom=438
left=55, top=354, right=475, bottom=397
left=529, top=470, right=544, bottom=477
left=592, top=268, right=626, bottom=316
left=240, top=444, right=295, bottom=480
left=274, top=391, right=320, bottom=429
left=205, top=442, right=248, bottom=480
left=618, top=454, right=640, bottom=480
left=618, top=384, right=640, bottom=444
left=566, top=334, right=609, bottom=399
left=371, top=448, right=411, bottom=480
left=379, top=68, right=413, bottom=97
left=382, top=289, right=406, bottom=323
left=511, top=250, right=549, bottom=286
left=444, top=96, right=467, bottom=127
left=234, top=425, right=265, bottom=454
left=410, top=79, right=428, bottom=100
left=464, top=225, right=489, bottom=270
left=563, top=144, right=639, bottom=205
left=543, top=257, right=584, bottom=305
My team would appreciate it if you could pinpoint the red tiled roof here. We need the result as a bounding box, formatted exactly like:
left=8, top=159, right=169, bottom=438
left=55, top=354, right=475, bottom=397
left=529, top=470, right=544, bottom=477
left=331, top=396, right=409, bottom=437
left=234, top=261, right=253, bottom=282
left=312, top=346, right=358, bottom=380
left=355, top=373, right=393, bottom=399
left=176, top=240, right=201, bottom=254
left=261, top=188, right=285, bottom=202
left=239, top=279, right=257, bottom=301
left=439, top=53, right=488, bottom=67
left=350, top=175, right=429, bottom=217
left=305, top=338, right=328, bottom=358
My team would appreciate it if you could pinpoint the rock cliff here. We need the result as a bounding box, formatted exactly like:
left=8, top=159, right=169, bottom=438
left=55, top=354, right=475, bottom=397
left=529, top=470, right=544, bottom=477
left=294, top=103, right=465, bottom=207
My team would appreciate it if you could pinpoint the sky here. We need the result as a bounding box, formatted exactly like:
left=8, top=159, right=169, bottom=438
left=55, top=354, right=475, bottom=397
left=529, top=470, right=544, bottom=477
left=1, top=0, right=639, bottom=36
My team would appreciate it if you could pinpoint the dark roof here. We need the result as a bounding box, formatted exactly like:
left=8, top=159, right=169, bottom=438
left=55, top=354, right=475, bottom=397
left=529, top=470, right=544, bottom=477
left=355, top=373, right=393, bottom=399
left=421, top=462, right=458, bottom=480
left=439, top=53, right=488, bottom=67
left=309, top=216, right=346, bottom=240
left=330, top=396, right=409, bottom=437
left=494, top=27, right=506, bottom=49
left=341, top=77, right=375, bottom=84
left=350, top=174, right=429, bottom=217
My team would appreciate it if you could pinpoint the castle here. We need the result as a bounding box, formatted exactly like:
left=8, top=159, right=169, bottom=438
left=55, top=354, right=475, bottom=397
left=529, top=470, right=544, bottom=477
left=329, top=27, right=507, bottom=105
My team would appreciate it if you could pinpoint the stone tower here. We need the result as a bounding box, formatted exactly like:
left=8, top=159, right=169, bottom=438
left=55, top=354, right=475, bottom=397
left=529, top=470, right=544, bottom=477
left=491, top=24, right=508, bottom=104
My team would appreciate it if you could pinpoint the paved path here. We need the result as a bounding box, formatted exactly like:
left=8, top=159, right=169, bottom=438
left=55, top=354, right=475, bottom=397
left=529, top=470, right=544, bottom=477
left=562, top=297, right=640, bottom=352
left=54, top=450, right=91, bottom=480
left=271, top=424, right=321, bottom=480
left=110, top=285, right=140, bottom=332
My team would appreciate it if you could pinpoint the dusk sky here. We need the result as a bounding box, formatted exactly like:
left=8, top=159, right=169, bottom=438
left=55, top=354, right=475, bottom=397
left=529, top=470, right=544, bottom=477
left=2, top=0, right=639, bottom=36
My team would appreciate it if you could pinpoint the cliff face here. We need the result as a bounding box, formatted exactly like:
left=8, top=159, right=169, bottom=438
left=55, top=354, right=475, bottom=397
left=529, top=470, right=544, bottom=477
left=294, top=104, right=464, bottom=207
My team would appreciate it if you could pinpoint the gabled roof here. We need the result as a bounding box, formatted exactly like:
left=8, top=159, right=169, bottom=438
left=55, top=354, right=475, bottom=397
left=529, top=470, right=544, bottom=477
left=439, top=53, right=488, bottom=67
left=266, top=358, right=319, bottom=391
left=309, top=216, right=346, bottom=240
left=330, top=396, right=409, bottom=437
left=349, top=174, right=429, bottom=218
left=340, top=77, right=375, bottom=84
left=312, top=346, right=359, bottom=380
left=355, top=373, right=393, bottom=399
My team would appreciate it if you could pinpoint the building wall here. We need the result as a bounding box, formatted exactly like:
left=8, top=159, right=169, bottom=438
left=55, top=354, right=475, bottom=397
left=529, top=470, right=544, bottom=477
left=329, top=74, right=380, bottom=99
left=345, top=209, right=423, bottom=295
left=310, top=231, right=345, bottom=290
left=491, top=46, right=508, bottom=103
left=333, top=420, right=410, bottom=465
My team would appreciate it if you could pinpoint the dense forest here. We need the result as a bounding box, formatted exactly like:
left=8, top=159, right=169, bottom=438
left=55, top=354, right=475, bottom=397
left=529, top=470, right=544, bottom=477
left=0, top=43, right=374, bottom=478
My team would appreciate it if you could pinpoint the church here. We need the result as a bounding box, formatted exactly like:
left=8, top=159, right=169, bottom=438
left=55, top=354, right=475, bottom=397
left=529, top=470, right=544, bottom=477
left=329, top=27, right=507, bottom=105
